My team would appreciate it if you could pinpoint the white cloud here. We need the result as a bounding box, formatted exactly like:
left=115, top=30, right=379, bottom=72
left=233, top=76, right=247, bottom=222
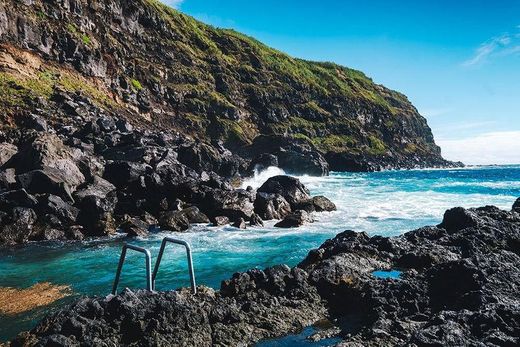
left=437, top=131, right=520, bottom=165
left=463, top=25, right=520, bottom=67
left=161, top=0, right=184, bottom=8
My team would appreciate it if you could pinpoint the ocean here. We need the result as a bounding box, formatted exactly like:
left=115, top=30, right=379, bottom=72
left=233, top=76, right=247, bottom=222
left=1, top=165, right=519, bottom=342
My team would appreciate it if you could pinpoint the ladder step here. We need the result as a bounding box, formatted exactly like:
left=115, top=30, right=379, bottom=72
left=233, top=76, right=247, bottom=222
left=111, top=237, right=197, bottom=295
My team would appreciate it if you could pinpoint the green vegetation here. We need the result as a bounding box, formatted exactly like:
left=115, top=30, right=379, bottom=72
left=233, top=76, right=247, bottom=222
left=66, top=23, right=77, bottom=34
left=36, top=10, right=46, bottom=20
left=312, top=135, right=358, bottom=152
left=81, top=34, right=91, bottom=45
left=130, top=79, right=143, bottom=91
left=368, top=135, right=387, bottom=155
left=0, top=66, right=116, bottom=112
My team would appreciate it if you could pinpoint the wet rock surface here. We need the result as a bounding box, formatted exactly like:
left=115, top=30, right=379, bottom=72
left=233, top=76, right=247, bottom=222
left=10, top=203, right=520, bottom=346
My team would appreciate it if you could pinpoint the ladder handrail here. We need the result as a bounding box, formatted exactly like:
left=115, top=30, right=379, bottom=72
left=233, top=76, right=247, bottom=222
left=152, top=237, right=197, bottom=294
left=112, top=244, right=152, bottom=295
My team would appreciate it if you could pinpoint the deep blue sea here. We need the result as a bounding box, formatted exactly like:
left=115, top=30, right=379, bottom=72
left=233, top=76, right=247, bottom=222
left=1, top=165, right=519, bottom=342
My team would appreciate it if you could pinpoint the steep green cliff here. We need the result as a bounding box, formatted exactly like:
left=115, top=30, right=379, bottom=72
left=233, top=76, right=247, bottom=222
left=0, top=0, right=456, bottom=172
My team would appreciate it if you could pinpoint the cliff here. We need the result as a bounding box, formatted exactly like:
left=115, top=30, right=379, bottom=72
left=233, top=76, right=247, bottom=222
left=0, top=0, right=458, bottom=174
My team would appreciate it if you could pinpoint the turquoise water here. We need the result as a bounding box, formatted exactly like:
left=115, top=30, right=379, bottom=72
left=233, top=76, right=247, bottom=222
left=1, top=165, right=519, bottom=341
left=256, top=327, right=342, bottom=346
left=372, top=270, right=402, bottom=279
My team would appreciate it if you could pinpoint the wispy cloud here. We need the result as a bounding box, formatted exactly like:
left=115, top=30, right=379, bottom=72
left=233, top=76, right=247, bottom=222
left=463, top=25, right=520, bottom=67
left=437, top=131, right=520, bottom=165
left=161, top=0, right=184, bottom=9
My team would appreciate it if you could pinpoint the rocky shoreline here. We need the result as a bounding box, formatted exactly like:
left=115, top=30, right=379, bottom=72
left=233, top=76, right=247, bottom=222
left=0, top=109, right=342, bottom=246
left=8, top=200, right=520, bottom=346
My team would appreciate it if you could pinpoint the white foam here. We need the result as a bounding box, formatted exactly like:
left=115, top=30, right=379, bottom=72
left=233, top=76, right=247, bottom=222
left=241, top=166, right=286, bottom=189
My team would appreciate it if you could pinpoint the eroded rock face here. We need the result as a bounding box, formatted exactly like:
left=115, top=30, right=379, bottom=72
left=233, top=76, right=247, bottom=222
left=12, top=204, right=520, bottom=346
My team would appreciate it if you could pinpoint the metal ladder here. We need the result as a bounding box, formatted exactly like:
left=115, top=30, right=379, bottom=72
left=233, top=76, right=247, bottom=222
left=112, top=237, right=197, bottom=295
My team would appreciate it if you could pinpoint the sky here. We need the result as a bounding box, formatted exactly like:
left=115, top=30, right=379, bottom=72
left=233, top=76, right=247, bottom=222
left=162, top=0, right=520, bottom=165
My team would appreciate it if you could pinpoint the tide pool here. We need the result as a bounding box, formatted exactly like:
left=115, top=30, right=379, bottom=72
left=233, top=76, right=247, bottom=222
left=1, top=165, right=519, bottom=341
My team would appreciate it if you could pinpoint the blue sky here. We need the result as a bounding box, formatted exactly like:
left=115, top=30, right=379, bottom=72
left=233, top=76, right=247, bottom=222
left=163, top=0, right=520, bottom=164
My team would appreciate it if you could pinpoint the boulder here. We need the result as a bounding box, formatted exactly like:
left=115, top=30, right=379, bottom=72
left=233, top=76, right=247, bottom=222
left=0, top=207, right=37, bottom=244
left=118, top=218, right=149, bottom=238
left=104, top=161, right=150, bottom=189
left=232, top=218, right=247, bottom=229
left=312, top=196, right=336, bottom=212
left=0, top=143, right=17, bottom=166
left=6, top=134, right=85, bottom=187
left=0, top=189, right=38, bottom=210
left=247, top=135, right=329, bottom=176
left=37, top=194, right=80, bottom=226
left=39, top=228, right=66, bottom=241
left=201, top=188, right=255, bottom=221
left=254, top=192, right=291, bottom=220
left=73, top=176, right=116, bottom=202
left=159, top=210, right=190, bottom=232
left=0, top=168, right=17, bottom=190
left=257, top=176, right=310, bottom=208
left=180, top=206, right=210, bottom=224
left=274, top=210, right=313, bottom=228
left=277, top=149, right=329, bottom=176
left=66, top=225, right=85, bottom=241
left=513, top=198, right=520, bottom=213
left=248, top=153, right=278, bottom=173
left=438, top=207, right=480, bottom=233
left=76, top=194, right=118, bottom=236
left=16, top=168, right=75, bottom=202
left=211, top=216, right=230, bottom=226
left=249, top=213, right=264, bottom=227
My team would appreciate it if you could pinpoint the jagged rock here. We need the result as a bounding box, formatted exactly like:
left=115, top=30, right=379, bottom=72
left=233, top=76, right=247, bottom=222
left=0, top=168, right=16, bottom=190
left=180, top=206, right=210, bottom=224
left=312, top=196, right=336, bottom=212
left=249, top=213, right=264, bottom=227
left=37, top=194, right=79, bottom=226
left=6, top=133, right=85, bottom=187
left=76, top=193, right=118, bottom=236
left=513, top=198, right=520, bottom=213
left=159, top=210, right=190, bottom=232
left=201, top=188, right=255, bottom=221
left=0, top=189, right=38, bottom=210
left=232, top=217, right=246, bottom=229
left=0, top=142, right=17, bottom=166
left=16, top=168, right=75, bottom=202
left=0, top=207, right=37, bottom=244
left=247, top=136, right=329, bottom=176
left=103, top=161, right=150, bottom=189
left=438, top=207, right=480, bottom=232
left=39, top=228, right=66, bottom=241
left=73, top=175, right=116, bottom=202
left=248, top=153, right=278, bottom=173
left=118, top=218, right=149, bottom=238
left=254, top=192, right=292, bottom=220
left=258, top=176, right=310, bottom=208
left=66, top=225, right=85, bottom=241
left=274, top=210, right=313, bottom=228
left=211, top=216, right=229, bottom=226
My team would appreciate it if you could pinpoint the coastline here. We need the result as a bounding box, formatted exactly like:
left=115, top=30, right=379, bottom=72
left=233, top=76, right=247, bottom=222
left=7, top=201, right=520, bottom=346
